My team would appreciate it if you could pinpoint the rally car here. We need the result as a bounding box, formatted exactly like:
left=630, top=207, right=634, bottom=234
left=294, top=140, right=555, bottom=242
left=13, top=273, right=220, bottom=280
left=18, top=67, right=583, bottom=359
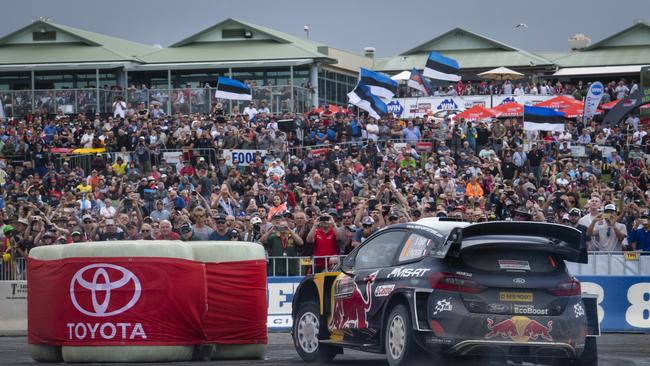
left=291, top=219, right=599, bottom=366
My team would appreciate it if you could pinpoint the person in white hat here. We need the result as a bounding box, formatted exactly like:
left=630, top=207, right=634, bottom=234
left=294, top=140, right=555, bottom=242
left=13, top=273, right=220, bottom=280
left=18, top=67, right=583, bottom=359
left=587, top=203, right=626, bottom=251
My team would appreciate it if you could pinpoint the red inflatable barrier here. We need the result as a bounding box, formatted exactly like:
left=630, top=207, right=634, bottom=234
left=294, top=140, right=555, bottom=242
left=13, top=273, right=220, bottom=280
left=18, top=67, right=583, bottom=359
left=28, top=257, right=267, bottom=347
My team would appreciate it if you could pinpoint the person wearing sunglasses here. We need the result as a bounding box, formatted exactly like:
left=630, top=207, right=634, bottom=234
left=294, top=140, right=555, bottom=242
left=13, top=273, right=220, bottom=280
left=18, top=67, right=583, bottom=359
left=191, top=207, right=213, bottom=240
left=587, top=203, right=626, bottom=251
left=208, top=214, right=231, bottom=241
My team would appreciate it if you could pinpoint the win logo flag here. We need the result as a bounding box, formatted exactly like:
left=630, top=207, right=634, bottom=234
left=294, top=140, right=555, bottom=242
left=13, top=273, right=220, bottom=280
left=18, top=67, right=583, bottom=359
left=407, top=68, right=434, bottom=96
left=523, top=105, right=566, bottom=132
left=423, top=51, right=461, bottom=82
left=215, top=76, right=252, bottom=101
left=347, top=82, right=388, bottom=120
left=359, top=68, right=398, bottom=100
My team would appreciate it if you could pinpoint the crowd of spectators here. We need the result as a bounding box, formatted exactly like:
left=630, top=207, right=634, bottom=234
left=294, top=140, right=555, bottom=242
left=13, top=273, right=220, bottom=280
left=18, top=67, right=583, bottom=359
left=0, top=76, right=649, bottom=279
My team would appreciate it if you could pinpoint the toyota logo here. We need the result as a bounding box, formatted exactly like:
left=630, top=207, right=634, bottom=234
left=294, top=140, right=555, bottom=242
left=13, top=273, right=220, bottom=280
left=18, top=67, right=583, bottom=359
left=70, top=264, right=141, bottom=317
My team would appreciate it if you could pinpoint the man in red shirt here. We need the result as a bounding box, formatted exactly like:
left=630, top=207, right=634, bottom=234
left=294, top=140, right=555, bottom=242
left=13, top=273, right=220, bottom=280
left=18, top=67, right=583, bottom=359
left=307, top=214, right=343, bottom=272
left=155, top=219, right=180, bottom=240
left=179, top=159, right=195, bottom=177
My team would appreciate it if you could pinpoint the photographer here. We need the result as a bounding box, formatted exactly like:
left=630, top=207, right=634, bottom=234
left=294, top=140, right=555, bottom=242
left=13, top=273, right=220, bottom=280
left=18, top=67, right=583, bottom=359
left=307, top=214, right=343, bottom=272
left=261, top=219, right=303, bottom=276
left=587, top=204, right=626, bottom=251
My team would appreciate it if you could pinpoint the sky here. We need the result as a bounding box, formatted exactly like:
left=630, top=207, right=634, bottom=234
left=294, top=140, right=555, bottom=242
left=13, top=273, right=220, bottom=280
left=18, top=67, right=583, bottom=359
left=1, top=0, right=648, bottom=57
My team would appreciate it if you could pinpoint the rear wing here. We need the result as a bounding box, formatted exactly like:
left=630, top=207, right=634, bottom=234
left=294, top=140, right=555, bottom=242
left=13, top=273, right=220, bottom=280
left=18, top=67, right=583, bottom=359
left=445, top=222, right=587, bottom=263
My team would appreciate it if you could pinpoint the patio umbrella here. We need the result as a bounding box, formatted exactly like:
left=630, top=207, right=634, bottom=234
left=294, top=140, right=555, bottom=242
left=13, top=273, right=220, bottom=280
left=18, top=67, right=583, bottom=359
left=561, top=104, right=603, bottom=119
left=390, top=70, right=411, bottom=81
left=534, top=95, right=581, bottom=110
left=477, top=67, right=525, bottom=81
left=453, top=105, right=497, bottom=121
left=492, top=102, right=524, bottom=117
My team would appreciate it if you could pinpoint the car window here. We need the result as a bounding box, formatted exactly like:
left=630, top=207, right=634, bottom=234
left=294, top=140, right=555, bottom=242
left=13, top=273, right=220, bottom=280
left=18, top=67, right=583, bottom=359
left=354, top=230, right=406, bottom=269
left=398, top=233, right=431, bottom=263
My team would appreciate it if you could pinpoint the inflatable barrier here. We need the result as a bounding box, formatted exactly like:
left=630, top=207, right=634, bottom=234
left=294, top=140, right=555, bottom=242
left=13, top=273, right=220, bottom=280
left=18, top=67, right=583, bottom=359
left=27, top=241, right=267, bottom=363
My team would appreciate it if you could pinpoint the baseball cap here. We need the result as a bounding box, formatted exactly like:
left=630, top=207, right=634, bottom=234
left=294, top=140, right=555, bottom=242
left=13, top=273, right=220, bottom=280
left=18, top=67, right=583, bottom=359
left=71, top=230, right=82, bottom=236
left=82, top=214, right=93, bottom=222
left=569, top=208, right=582, bottom=216
left=604, top=204, right=616, bottom=212
left=362, top=216, right=374, bottom=226
left=105, top=219, right=115, bottom=225
left=179, top=223, right=192, bottom=233
left=250, top=217, right=262, bottom=225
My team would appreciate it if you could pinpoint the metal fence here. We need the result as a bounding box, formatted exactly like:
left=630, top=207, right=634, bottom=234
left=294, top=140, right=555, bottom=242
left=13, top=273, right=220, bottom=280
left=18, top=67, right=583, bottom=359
left=0, top=86, right=313, bottom=118
left=3, top=251, right=648, bottom=281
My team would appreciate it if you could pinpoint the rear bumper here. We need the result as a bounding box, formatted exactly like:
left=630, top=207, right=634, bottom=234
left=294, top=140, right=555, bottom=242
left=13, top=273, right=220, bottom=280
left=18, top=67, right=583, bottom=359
left=449, top=339, right=576, bottom=358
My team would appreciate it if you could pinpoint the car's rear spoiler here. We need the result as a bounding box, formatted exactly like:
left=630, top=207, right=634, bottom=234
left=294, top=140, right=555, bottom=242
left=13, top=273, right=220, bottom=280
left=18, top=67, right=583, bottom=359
left=445, top=222, right=587, bottom=263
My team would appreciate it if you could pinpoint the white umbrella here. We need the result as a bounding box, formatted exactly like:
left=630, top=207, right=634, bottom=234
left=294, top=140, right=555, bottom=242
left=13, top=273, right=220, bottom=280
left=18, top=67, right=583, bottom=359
left=478, top=66, right=524, bottom=81
left=390, top=70, right=411, bottom=81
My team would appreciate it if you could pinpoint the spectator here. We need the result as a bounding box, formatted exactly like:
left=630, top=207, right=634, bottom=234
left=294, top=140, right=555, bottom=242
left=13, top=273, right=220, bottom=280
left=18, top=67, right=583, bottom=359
left=307, top=214, right=342, bottom=272
left=586, top=204, right=627, bottom=251
left=261, top=219, right=304, bottom=275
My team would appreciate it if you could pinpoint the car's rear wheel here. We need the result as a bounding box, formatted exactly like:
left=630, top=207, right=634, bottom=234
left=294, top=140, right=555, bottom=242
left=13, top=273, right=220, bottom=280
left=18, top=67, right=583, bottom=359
left=292, top=301, right=339, bottom=362
left=572, top=337, right=597, bottom=366
left=385, top=304, right=423, bottom=366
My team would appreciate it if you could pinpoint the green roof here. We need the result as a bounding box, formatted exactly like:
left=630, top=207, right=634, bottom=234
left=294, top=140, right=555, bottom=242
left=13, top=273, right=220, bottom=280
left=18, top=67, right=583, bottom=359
left=140, top=18, right=335, bottom=64
left=0, top=20, right=157, bottom=64
left=374, top=28, right=552, bottom=72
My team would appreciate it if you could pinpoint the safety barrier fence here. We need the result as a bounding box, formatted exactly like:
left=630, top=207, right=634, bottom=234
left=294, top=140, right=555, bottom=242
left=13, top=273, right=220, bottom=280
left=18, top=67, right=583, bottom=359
left=2, top=253, right=650, bottom=333
left=0, top=86, right=313, bottom=118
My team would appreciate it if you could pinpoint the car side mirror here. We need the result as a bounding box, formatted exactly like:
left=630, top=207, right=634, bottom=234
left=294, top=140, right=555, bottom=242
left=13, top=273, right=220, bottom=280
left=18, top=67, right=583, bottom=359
left=341, top=257, right=354, bottom=276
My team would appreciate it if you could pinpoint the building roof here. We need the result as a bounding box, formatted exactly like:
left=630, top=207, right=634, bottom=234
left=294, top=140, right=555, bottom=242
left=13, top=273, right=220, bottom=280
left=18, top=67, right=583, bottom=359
left=140, top=18, right=337, bottom=66
left=374, top=28, right=553, bottom=73
left=0, top=20, right=158, bottom=65
left=537, top=22, right=650, bottom=71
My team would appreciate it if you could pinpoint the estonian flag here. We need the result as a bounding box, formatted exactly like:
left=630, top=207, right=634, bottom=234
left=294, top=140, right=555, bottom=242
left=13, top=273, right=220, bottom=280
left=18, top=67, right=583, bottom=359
left=523, top=105, right=566, bottom=132
left=423, top=51, right=461, bottom=82
left=359, top=68, right=398, bottom=100
left=407, top=68, right=434, bottom=96
left=347, top=82, right=388, bottom=120
left=215, top=76, right=252, bottom=101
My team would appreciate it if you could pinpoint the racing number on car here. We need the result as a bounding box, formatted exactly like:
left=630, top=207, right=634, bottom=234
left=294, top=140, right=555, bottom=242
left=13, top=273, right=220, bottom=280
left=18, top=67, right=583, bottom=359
left=626, top=283, right=650, bottom=328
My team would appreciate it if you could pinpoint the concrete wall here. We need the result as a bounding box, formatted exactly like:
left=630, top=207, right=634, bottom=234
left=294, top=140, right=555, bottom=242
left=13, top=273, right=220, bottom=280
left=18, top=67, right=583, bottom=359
left=0, top=281, right=27, bottom=336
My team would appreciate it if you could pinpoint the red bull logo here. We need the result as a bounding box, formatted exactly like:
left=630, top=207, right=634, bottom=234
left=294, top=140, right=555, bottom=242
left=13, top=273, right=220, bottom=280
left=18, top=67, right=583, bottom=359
left=485, top=316, right=553, bottom=342
left=329, top=271, right=378, bottom=331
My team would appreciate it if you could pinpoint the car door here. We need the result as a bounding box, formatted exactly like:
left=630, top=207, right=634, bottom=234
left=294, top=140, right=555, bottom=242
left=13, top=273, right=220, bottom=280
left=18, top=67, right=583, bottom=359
left=329, top=230, right=407, bottom=338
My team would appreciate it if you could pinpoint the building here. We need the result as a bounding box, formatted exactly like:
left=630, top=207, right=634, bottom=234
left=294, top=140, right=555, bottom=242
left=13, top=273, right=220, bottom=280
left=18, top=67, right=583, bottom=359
left=0, top=18, right=648, bottom=119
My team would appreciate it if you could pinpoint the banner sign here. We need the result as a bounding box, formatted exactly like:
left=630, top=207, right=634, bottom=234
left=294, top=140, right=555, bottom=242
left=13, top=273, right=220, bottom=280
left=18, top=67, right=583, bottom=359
left=395, top=95, right=553, bottom=118
left=221, top=149, right=268, bottom=166
left=583, top=82, right=605, bottom=121
left=265, top=276, right=650, bottom=333
left=28, top=257, right=267, bottom=346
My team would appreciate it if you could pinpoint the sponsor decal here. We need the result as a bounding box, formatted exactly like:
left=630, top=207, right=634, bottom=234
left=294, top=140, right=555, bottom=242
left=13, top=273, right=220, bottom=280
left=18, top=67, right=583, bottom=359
left=499, top=292, right=533, bottom=302
left=500, top=96, right=517, bottom=105
left=68, top=264, right=146, bottom=340
left=425, top=335, right=453, bottom=345
left=374, top=284, right=395, bottom=297
left=387, top=267, right=430, bottom=279
left=498, top=260, right=531, bottom=271
left=455, top=271, right=473, bottom=278
left=574, top=302, right=585, bottom=318
left=513, top=304, right=549, bottom=315
left=432, top=297, right=453, bottom=316
left=70, top=264, right=142, bottom=317
left=329, top=271, right=378, bottom=330
left=487, top=303, right=509, bottom=313
left=386, top=101, right=404, bottom=116
left=408, top=103, right=432, bottom=114
left=485, top=316, right=553, bottom=342
left=471, top=101, right=486, bottom=107
left=436, top=99, right=458, bottom=110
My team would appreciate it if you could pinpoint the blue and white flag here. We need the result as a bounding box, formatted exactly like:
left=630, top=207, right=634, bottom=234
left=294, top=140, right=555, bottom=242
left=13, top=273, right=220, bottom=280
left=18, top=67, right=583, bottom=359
left=359, top=68, right=398, bottom=100
left=523, top=105, right=565, bottom=132
left=347, top=82, right=388, bottom=120
left=215, top=76, right=252, bottom=101
left=423, top=51, right=461, bottom=82
left=407, top=68, right=434, bottom=96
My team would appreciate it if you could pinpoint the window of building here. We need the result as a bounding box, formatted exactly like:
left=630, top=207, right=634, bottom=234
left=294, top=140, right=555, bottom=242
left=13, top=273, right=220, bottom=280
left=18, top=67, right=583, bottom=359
left=32, top=31, right=56, bottom=41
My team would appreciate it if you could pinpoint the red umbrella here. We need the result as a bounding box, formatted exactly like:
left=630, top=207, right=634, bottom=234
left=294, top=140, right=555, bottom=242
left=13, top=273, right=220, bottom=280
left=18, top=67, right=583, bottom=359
left=561, top=104, right=603, bottom=118
left=453, top=105, right=497, bottom=121
left=313, top=104, right=341, bottom=113
left=492, top=102, right=524, bottom=117
left=535, top=95, right=581, bottom=110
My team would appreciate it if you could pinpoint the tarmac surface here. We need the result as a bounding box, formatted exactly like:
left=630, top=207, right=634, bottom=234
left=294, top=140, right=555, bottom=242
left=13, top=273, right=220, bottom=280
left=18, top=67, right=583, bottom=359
left=2, top=333, right=650, bottom=366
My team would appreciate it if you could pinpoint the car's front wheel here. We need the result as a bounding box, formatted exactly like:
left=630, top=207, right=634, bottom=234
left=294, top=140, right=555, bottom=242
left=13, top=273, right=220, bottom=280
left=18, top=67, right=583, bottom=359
left=385, top=303, right=423, bottom=366
left=292, top=301, right=339, bottom=362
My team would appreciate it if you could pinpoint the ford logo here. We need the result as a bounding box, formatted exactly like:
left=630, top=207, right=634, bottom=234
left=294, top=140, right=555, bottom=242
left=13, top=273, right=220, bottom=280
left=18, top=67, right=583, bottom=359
left=487, top=303, right=509, bottom=313
left=513, top=278, right=526, bottom=284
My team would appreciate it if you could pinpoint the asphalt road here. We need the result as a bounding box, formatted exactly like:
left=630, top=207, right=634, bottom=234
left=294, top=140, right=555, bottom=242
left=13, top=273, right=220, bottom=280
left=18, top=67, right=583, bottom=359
left=2, top=333, right=650, bottom=366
